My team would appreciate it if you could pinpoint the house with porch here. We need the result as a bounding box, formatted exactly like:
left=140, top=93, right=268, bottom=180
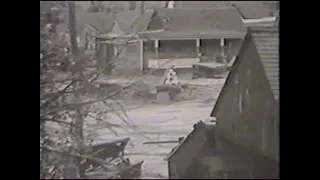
left=137, top=7, right=246, bottom=77
left=165, top=26, right=279, bottom=179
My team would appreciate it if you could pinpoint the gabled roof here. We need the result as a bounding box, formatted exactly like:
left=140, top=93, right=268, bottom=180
left=127, top=9, right=155, bottom=34
left=175, top=1, right=278, bottom=19
left=165, top=121, right=211, bottom=161
left=140, top=7, right=246, bottom=39
left=251, top=27, right=279, bottom=100
left=211, top=27, right=279, bottom=117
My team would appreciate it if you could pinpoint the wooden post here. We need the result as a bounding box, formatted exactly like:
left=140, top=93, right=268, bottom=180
left=220, top=38, right=225, bottom=56
left=114, top=44, right=117, bottom=57
left=196, top=39, right=200, bottom=56
left=220, top=38, right=227, bottom=68
left=155, top=39, right=159, bottom=58
left=140, top=40, right=144, bottom=71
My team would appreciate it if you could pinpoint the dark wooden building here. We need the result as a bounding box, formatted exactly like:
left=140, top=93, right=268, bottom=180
left=165, top=27, right=279, bottom=179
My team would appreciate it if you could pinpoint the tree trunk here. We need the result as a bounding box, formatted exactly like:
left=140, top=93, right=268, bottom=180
left=67, top=2, right=85, bottom=178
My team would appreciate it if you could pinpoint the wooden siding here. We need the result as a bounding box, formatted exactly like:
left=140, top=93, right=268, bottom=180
left=167, top=122, right=212, bottom=179
left=211, top=30, right=279, bottom=161
left=251, top=29, right=279, bottom=100
left=200, top=138, right=278, bottom=179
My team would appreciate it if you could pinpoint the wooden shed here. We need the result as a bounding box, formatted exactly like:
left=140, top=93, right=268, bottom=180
left=210, top=26, right=279, bottom=161
left=165, top=27, right=279, bottom=179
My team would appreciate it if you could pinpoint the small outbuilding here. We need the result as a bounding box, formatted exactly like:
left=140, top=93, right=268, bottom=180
left=165, top=26, right=279, bottom=179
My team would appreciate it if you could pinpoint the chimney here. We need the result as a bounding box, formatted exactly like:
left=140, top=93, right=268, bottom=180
left=166, top=1, right=175, bottom=9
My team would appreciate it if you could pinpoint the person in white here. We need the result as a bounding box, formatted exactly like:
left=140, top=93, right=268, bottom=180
left=164, top=65, right=181, bottom=86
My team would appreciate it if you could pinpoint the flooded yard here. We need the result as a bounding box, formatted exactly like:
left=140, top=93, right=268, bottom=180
left=84, top=78, right=226, bottom=178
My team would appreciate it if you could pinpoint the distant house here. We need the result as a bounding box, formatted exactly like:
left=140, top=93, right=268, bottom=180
left=175, top=1, right=279, bottom=27
left=138, top=7, right=246, bottom=73
left=165, top=27, right=279, bottom=179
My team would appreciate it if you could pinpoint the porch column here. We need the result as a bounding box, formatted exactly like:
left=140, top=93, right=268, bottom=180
left=155, top=39, right=159, bottom=58
left=139, top=40, right=144, bottom=71
left=114, top=44, right=118, bottom=57
left=220, top=38, right=227, bottom=66
left=220, top=38, right=225, bottom=56
left=196, top=38, right=200, bottom=56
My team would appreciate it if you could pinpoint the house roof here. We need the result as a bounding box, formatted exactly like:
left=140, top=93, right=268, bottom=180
left=127, top=9, right=155, bottom=34
left=251, top=27, right=279, bottom=100
left=175, top=1, right=233, bottom=8
left=165, top=121, right=211, bottom=161
left=175, top=1, right=278, bottom=19
left=211, top=26, right=279, bottom=117
left=232, top=1, right=277, bottom=19
left=140, top=7, right=246, bottom=40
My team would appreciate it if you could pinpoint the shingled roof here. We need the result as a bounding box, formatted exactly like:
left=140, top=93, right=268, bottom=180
left=175, top=1, right=233, bottom=8
left=140, top=7, right=246, bottom=40
left=176, top=1, right=278, bottom=19
left=251, top=27, right=279, bottom=100
left=232, top=1, right=276, bottom=19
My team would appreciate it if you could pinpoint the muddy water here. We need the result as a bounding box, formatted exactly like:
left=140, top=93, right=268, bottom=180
left=85, top=101, right=215, bottom=178
left=84, top=78, right=226, bottom=178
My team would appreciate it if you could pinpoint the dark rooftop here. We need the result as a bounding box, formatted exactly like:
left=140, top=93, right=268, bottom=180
left=175, top=1, right=278, bottom=19
left=140, top=7, right=246, bottom=40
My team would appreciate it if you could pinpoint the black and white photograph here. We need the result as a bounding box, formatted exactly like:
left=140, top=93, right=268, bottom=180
left=40, top=1, right=279, bottom=179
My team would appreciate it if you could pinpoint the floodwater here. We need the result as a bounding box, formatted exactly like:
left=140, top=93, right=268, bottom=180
left=84, top=78, right=226, bottom=178
left=86, top=100, right=213, bottom=178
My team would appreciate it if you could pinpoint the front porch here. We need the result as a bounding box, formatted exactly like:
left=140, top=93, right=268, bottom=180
left=142, top=38, right=242, bottom=70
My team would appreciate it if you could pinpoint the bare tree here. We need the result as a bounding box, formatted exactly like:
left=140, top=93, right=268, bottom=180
left=40, top=4, right=182, bottom=177
left=40, top=2, right=141, bottom=178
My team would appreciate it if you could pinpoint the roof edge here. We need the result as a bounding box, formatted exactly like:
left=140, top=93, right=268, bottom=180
left=154, top=6, right=237, bottom=11
left=249, top=27, right=279, bottom=32
left=210, top=31, right=251, bottom=117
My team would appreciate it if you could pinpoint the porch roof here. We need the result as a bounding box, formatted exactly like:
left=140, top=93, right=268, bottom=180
left=138, top=29, right=246, bottom=40
left=139, top=7, right=246, bottom=40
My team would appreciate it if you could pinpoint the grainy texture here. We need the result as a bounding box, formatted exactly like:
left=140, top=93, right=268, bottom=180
left=210, top=27, right=279, bottom=161
left=251, top=28, right=279, bottom=100
left=84, top=79, right=226, bottom=178
left=140, top=7, right=246, bottom=40
left=175, top=1, right=278, bottom=19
